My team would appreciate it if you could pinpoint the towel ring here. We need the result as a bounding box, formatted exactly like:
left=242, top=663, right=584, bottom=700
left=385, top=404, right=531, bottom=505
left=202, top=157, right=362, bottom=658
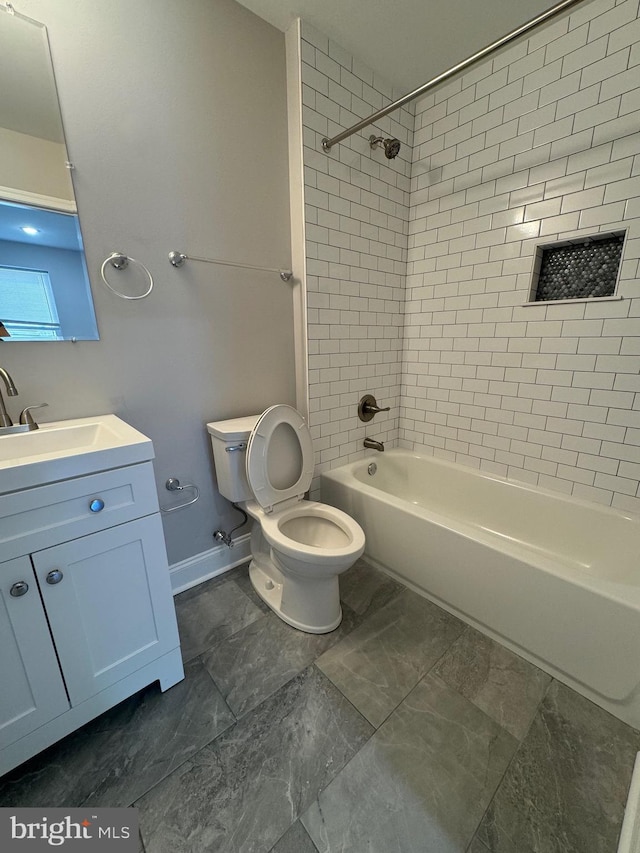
left=161, top=478, right=200, bottom=513
left=100, top=252, right=154, bottom=300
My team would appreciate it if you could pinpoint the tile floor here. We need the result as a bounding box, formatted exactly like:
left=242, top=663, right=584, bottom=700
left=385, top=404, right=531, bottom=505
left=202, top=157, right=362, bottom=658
left=1, top=559, right=639, bottom=852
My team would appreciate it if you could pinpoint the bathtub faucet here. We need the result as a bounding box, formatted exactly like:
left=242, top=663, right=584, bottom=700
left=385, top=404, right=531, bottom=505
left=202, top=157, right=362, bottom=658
left=358, top=394, right=390, bottom=422
left=364, top=437, right=384, bottom=452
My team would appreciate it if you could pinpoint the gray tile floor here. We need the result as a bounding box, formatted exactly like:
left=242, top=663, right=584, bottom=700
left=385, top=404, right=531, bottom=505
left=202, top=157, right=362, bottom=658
left=1, top=558, right=639, bottom=852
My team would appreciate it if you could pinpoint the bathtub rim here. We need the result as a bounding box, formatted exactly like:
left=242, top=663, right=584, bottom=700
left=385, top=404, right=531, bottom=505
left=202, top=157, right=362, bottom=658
left=321, top=448, right=640, bottom=728
left=321, top=448, right=640, bottom=605
left=324, top=447, right=640, bottom=525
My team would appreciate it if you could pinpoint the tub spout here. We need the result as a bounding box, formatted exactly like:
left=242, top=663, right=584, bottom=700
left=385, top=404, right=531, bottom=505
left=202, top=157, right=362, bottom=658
left=364, top=437, right=384, bottom=452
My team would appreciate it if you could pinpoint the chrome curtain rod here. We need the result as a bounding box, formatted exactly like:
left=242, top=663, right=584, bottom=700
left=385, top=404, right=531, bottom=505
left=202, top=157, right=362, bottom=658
left=168, top=251, right=293, bottom=281
left=321, top=0, right=584, bottom=153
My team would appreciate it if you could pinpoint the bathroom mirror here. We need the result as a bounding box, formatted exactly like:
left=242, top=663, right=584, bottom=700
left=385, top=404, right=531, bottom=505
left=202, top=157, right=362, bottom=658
left=0, top=5, right=98, bottom=341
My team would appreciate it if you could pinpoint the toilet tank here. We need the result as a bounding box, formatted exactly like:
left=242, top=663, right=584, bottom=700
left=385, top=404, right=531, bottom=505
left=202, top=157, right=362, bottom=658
left=206, top=415, right=260, bottom=502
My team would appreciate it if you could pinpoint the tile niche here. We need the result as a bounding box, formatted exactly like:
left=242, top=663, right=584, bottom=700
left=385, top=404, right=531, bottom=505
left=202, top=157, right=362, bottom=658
left=531, top=232, right=626, bottom=303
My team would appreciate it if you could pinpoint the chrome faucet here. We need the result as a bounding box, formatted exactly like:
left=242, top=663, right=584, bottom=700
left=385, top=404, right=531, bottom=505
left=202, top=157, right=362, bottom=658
left=0, top=366, right=47, bottom=435
left=0, top=366, right=18, bottom=428
left=364, top=437, right=385, bottom=452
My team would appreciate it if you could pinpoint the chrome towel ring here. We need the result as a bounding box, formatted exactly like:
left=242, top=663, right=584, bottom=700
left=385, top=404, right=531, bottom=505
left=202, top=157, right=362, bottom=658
left=100, top=252, right=154, bottom=300
left=161, top=478, right=200, bottom=513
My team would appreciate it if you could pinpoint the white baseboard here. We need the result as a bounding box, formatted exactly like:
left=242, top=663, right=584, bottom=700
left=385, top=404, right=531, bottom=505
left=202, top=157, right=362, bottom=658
left=169, top=533, right=251, bottom=595
left=618, top=753, right=640, bottom=853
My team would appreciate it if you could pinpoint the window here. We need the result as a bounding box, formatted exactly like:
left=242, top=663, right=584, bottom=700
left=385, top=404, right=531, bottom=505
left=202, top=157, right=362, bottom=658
left=0, top=266, right=62, bottom=340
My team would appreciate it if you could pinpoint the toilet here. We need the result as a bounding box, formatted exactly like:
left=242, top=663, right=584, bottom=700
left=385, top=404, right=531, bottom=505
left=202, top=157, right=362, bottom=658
left=207, top=405, right=365, bottom=633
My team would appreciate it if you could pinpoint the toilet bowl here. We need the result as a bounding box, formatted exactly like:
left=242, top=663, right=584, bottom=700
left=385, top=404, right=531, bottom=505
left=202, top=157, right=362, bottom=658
left=207, top=405, right=365, bottom=633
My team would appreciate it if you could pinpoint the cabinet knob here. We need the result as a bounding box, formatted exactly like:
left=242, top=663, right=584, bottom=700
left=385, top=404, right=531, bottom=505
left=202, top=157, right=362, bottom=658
left=10, top=581, right=29, bottom=597
left=46, top=569, right=64, bottom=585
left=89, top=498, right=105, bottom=513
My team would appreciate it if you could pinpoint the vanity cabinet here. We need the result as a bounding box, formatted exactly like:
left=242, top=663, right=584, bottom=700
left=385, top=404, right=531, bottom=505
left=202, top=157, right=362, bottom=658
left=0, top=460, right=184, bottom=777
left=0, top=556, right=70, bottom=747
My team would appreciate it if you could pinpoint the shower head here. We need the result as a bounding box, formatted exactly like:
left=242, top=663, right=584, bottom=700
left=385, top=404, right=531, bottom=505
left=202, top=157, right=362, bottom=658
left=369, top=135, right=401, bottom=159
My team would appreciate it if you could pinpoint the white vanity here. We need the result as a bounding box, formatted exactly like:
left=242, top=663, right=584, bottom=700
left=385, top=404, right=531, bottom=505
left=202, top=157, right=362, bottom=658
left=0, top=415, right=184, bottom=776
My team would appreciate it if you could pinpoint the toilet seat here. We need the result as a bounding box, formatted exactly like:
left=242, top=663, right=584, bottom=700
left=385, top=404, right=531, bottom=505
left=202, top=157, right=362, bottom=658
left=246, top=404, right=315, bottom=513
left=258, top=500, right=365, bottom=567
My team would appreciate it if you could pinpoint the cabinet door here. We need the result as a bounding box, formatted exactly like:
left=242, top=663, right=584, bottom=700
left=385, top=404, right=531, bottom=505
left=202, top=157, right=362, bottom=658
left=33, top=515, right=180, bottom=706
left=0, top=557, right=69, bottom=750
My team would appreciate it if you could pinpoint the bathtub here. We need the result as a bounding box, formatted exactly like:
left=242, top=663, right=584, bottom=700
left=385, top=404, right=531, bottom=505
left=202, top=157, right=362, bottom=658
left=321, top=448, right=640, bottom=728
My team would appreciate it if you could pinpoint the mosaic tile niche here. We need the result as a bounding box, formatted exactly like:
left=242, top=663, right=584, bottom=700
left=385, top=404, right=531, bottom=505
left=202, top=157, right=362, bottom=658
left=533, top=233, right=625, bottom=303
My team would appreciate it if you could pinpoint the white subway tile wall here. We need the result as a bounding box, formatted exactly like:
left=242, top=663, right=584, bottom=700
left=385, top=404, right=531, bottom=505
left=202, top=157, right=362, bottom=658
left=301, top=22, right=413, bottom=497
left=403, top=0, right=640, bottom=512
left=300, top=0, right=640, bottom=511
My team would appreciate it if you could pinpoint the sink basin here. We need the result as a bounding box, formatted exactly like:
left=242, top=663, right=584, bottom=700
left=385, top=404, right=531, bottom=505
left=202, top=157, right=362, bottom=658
left=0, top=415, right=154, bottom=493
left=0, top=422, right=112, bottom=462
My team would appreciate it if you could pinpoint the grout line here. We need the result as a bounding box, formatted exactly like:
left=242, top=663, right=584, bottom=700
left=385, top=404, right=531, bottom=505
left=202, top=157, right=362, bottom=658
left=128, top=673, right=237, bottom=813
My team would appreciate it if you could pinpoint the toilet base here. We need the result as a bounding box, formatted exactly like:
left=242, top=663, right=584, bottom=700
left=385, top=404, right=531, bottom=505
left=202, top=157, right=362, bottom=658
left=248, top=560, right=343, bottom=634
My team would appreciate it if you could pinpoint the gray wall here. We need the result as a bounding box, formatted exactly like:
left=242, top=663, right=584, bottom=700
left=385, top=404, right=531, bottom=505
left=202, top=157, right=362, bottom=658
left=2, top=0, right=295, bottom=563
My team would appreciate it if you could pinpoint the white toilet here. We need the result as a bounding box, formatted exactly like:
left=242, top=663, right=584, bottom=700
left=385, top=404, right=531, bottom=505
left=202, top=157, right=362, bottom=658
left=207, top=404, right=365, bottom=633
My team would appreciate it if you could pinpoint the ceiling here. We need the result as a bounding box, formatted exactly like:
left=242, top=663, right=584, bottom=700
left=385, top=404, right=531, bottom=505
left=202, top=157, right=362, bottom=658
left=0, top=202, right=82, bottom=252
left=236, top=0, right=572, bottom=93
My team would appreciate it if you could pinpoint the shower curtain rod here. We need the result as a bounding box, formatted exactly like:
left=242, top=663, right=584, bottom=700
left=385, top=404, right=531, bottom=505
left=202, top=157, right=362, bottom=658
left=321, top=0, right=584, bottom=153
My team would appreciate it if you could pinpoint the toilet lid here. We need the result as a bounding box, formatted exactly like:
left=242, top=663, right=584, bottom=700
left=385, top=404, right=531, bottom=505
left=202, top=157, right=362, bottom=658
left=246, top=404, right=314, bottom=512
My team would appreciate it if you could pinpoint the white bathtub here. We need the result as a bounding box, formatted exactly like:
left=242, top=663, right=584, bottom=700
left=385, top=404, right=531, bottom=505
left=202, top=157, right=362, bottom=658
left=321, top=448, right=640, bottom=728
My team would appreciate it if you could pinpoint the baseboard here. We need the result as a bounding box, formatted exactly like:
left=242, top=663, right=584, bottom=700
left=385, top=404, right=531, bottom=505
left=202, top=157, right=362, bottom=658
left=619, top=753, right=640, bottom=853
left=169, top=534, right=251, bottom=595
